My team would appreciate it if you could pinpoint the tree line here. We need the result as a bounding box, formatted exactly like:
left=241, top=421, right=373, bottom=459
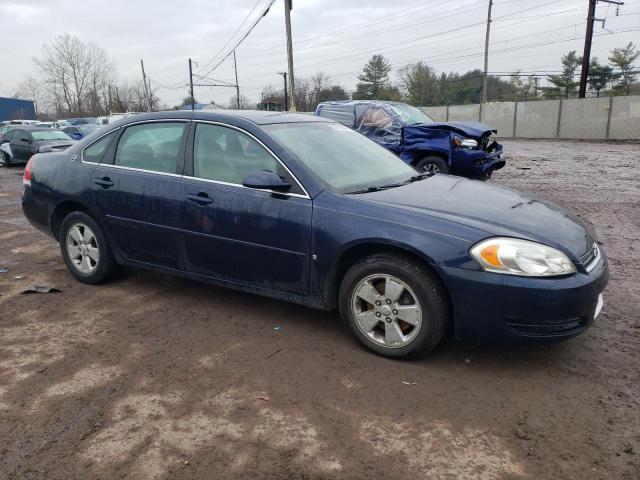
left=14, top=34, right=639, bottom=116
left=13, top=34, right=161, bottom=118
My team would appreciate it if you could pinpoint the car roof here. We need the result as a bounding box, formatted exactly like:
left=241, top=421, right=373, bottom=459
left=116, top=110, right=332, bottom=126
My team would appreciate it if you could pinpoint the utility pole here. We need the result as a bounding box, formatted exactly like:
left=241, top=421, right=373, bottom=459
left=533, top=76, right=539, bottom=98
left=578, top=0, right=624, bottom=98
left=284, top=0, right=296, bottom=111
left=233, top=50, right=240, bottom=109
left=279, top=72, right=288, bottom=111
left=482, top=0, right=493, bottom=104
left=107, top=84, right=112, bottom=113
left=140, top=59, right=151, bottom=112
left=188, top=58, right=195, bottom=111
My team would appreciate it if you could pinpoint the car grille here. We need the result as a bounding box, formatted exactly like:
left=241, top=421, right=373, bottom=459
left=579, top=243, right=600, bottom=272
left=507, top=318, right=587, bottom=337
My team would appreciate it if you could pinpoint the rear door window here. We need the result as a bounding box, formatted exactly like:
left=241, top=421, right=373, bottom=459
left=115, top=122, right=187, bottom=174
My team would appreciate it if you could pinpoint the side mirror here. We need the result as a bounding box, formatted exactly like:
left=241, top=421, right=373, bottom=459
left=39, top=145, right=54, bottom=153
left=242, top=170, right=291, bottom=192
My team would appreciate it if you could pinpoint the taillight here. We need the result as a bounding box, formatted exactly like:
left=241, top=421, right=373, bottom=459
left=23, top=158, right=33, bottom=186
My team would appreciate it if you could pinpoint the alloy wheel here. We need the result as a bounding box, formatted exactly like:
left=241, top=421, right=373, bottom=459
left=424, top=163, right=440, bottom=174
left=66, top=223, right=99, bottom=274
left=351, top=274, right=423, bottom=348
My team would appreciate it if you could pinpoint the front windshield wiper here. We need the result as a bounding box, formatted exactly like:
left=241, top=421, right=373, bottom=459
left=346, top=182, right=406, bottom=194
left=405, top=172, right=433, bottom=183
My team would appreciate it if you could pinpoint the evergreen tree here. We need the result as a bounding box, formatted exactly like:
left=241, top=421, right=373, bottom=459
left=609, top=42, right=639, bottom=95
left=588, top=58, right=614, bottom=97
left=544, top=51, right=582, bottom=98
left=354, top=55, right=394, bottom=99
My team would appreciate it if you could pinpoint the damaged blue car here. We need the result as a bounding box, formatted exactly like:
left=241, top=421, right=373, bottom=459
left=315, top=100, right=505, bottom=178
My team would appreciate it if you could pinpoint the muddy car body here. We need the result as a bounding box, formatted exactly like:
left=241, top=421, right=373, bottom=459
left=315, top=100, right=505, bottom=178
left=21, top=111, right=607, bottom=357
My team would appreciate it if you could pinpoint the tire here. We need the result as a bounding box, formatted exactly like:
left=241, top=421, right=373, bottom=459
left=415, top=155, right=449, bottom=174
left=59, top=211, right=115, bottom=284
left=0, top=150, right=10, bottom=167
left=338, top=253, right=449, bottom=358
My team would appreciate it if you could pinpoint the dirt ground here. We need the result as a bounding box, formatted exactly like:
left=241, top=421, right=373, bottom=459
left=0, top=139, right=639, bottom=480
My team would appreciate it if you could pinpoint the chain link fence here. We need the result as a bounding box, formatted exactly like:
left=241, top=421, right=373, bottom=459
left=420, top=95, right=640, bottom=140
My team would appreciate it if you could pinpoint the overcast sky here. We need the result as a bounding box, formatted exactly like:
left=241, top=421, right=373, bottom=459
left=1, top=0, right=639, bottom=108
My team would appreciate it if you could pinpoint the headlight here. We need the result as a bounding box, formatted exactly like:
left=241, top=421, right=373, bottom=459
left=453, top=136, right=478, bottom=149
left=470, top=238, right=576, bottom=277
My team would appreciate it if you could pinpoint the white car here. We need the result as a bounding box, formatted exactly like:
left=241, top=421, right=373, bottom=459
left=7, top=119, right=39, bottom=126
left=107, top=112, right=142, bottom=124
left=35, top=122, right=63, bottom=128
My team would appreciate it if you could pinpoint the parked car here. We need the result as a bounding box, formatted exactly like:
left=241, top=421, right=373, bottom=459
left=65, top=117, right=98, bottom=126
left=107, top=112, right=142, bottom=124
left=3, top=127, right=74, bottom=165
left=315, top=100, right=505, bottom=178
left=6, top=119, right=39, bottom=126
left=62, top=124, right=101, bottom=140
left=35, top=121, right=63, bottom=128
left=21, top=111, right=608, bottom=358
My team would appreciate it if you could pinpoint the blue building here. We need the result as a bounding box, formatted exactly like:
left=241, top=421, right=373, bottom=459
left=0, top=97, right=36, bottom=121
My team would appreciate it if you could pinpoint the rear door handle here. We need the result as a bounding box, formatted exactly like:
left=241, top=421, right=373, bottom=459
left=93, top=177, right=114, bottom=188
left=186, top=193, right=213, bottom=205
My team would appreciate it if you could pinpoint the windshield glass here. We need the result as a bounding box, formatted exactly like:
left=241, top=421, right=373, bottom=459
left=390, top=104, right=434, bottom=125
left=264, top=122, right=417, bottom=193
left=31, top=130, right=72, bottom=141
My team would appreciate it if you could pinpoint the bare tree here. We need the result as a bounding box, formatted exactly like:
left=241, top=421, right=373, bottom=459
left=13, top=76, right=44, bottom=114
left=35, top=34, right=116, bottom=116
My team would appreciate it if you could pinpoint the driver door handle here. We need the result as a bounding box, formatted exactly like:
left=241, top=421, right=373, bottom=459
left=186, top=193, right=213, bottom=205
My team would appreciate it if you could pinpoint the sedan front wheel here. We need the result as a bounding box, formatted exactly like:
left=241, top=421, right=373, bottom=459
left=339, top=253, right=449, bottom=358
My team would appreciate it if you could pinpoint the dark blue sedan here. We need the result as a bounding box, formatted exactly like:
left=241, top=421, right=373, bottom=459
left=21, top=111, right=608, bottom=357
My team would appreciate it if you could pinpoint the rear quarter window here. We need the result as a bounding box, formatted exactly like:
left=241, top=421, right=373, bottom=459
left=316, top=104, right=355, bottom=127
left=83, top=131, right=117, bottom=163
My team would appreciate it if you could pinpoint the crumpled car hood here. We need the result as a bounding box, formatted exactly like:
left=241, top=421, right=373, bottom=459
left=409, top=121, right=496, bottom=138
left=356, top=175, right=593, bottom=259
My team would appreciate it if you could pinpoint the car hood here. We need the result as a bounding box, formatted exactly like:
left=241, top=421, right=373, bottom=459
left=357, top=175, right=593, bottom=259
left=409, top=121, right=496, bottom=138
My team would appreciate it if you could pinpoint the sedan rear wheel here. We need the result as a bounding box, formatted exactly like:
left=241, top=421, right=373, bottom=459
left=339, top=253, right=449, bottom=358
left=59, top=211, right=114, bottom=284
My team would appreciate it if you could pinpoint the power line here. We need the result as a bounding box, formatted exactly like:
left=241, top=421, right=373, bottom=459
left=195, top=0, right=265, bottom=75
left=197, top=0, right=278, bottom=78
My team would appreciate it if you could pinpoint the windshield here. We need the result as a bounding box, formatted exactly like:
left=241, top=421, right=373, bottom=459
left=264, top=122, right=417, bottom=193
left=31, top=130, right=72, bottom=141
left=391, top=104, right=434, bottom=125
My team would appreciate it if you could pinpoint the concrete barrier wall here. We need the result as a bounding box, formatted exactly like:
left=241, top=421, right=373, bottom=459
left=609, top=95, right=640, bottom=140
left=560, top=97, right=610, bottom=140
left=481, top=102, right=516, bottom=138
left=515, top=100, right=559, bottom=139
left=419, top=106, right=447, bottom=122
left=418, top=95, right=640, bottom=140
left=448, top=104, right=480, bottom=122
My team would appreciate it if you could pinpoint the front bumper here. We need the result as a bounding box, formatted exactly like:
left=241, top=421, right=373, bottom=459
left=437, top=250, right=609, bottom=342
left=452, top=142, right=505, bottom=178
